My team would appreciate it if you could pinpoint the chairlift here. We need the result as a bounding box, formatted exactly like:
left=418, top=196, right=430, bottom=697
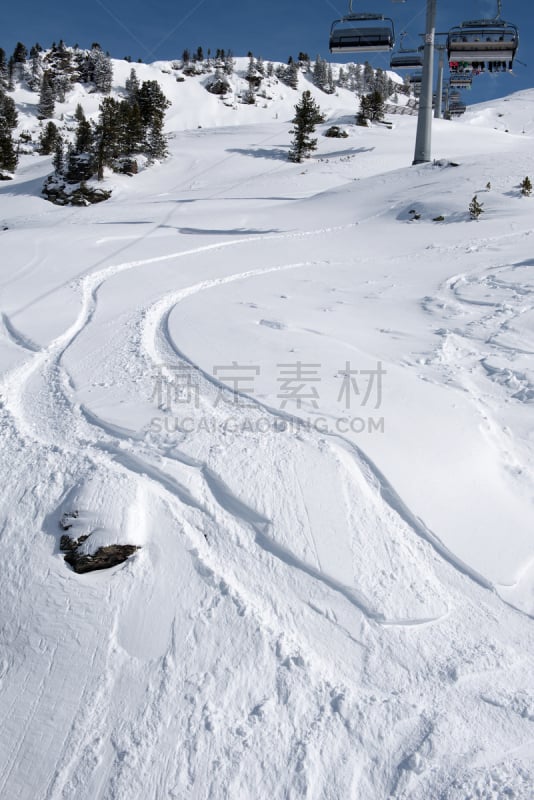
left=329, top=1, right=395, bottom=54
left=447, top=0, right=518, bottom=66
left=390, top=32, right=424, bottom=69
left=408, top=71, right=423, bottom=84
left=449, top=74, right=472, bottom=89
left=449, top=102, right=467, bottom=116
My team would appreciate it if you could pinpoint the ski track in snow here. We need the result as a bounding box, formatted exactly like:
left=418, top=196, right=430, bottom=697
left=0, top=225, right=531, bottom=800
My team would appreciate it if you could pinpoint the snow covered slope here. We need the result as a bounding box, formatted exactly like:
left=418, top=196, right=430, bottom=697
left=0, top=59, right=533, bottom=799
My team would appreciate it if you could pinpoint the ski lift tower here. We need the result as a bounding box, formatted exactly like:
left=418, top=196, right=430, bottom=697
left=434, top=43, right=447, bottom=119
left=412, top=0, right=437, bottom=163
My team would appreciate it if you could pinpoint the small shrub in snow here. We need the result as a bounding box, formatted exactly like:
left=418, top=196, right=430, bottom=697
left=520, top=176, right=532, bottom=196
left=469, top=195, right=484, bottom=220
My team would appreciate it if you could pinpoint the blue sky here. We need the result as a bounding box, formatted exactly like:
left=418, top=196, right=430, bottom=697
left=2, top=0, right=532, bottom=104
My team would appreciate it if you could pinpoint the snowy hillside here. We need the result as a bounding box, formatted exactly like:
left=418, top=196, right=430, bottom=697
left=0, top=53, right=534, bottom=800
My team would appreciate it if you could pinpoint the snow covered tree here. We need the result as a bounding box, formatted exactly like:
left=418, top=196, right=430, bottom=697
left=7, top=57, right=15, bottom=91
left=223, top=50, right=235, bottom=76
left=246, top=54, right=262, bottom=90
left=125, top=68, right=140, bottom=103
left=136, top=80, right=170, bottom=160
left=313, top=56, right=334, bottom=94
left=362, top=61, right=375, bottom=94
left=337, top=67, right=348, bottom=89
left=288, top=90, right=325, bottom=163
left=89, top=45, right=113, bottom=93
left=28, top=45, right=43, bottom=91
left=287, top=59, right=299, bottom=89
left=38, top=72, right=55, bottom=118
left=136, top=79, right=170, bottom=125
left=11, top=42, right=28, bottom=82
left=298, top=53, right=311, bottom=71
left=0, top=49, right=8, bottom=91
left=469, top=195, right=484, bottom=219
left=276, top=58, right=299, bottom=90
left=43, top=41, right=74, bottom=100
left=357, top=90, right=385, bottom=125
left=348, top=63, right=363, bottom=94
left=12, top=42, right=28, bottom=64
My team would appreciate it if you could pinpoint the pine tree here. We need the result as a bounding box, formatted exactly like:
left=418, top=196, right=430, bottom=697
left=89, top=45, right=113, bottom=93
left=326, top=64, right=335, bottom=94
left=0, top=88, right=18, bottom=172
left=362, top=61, right=374, bottom=93
left=38, top=72, right=55, bottom=119
left=288, top=90, right=325, bottom=163
left=95, top=97, right=121, bottom=179
left=337, top=67, right=348, bottom=88
left=120, top=101, right=143, bottom=154
left=125, top=68, right=140, bottom=103
left=7, top=57, right=15, bottom=91
left=0, top=49, right=7, bottom=91
left=0, top=119, right=18, bottom=172
left=12, top=42, right=27, bottom=63
left=146, top=117, right=167, bottom=160
left=348, top=63, right=363, bottom=94
left=52, top=137, right=64, bottom=174
left=28, top=46, right=43, bottom=91
left=520, top=176, right=532, bottom=196
left=136, top=80, right=170, bottom=160
left=358, top=90, right=385, bottom=124
left=286, top=60, right=299, bottom=89
left=246, top=54, right=262, bottom=89
left=75, top=113, right=93, bottom=153
left=313, top=56, right=327, bottom=90
left=223, top=50, right=235, bottom=76
left=469, top=195, right=484, bottom=219
left=0, top=91, right=18, bottom=129
left=39, top=120, right=60, bottom=154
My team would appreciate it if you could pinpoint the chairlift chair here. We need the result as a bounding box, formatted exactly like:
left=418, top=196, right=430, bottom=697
left=390, top=52, right=424, bottom=69
left=390, top=32, right=424, bottom=69
left=330, top=1, right=395, bottom=53
left=449, top=102, right=467, bottom=116
left=447, top=0, right=518, bottom=66
left=449, top=75, right=473, bottom=89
